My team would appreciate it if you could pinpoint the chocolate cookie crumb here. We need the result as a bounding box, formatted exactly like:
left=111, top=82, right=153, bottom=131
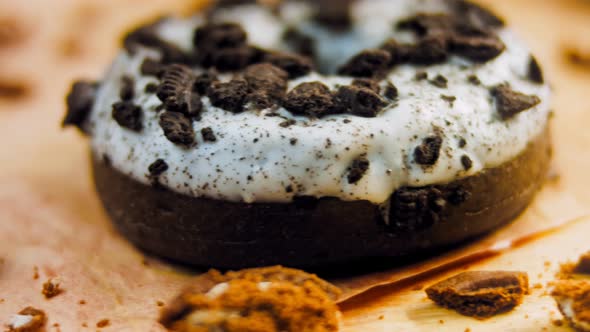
left=426, top=271, right=529, bottom=318
left=244, top=63, right=288, bottom=108
left=280, top=119, right=296, bottom=128
left=0, top=80, right=30, bottom=100
left=283, top=82, right=334, bottom=118
left=112, top=101, right=143, bottom=131
left=124, top=21, right=188, bottom=64
left=42, top=278, right=62, bottom=299
left=467, top=75, right=481, bottom=85
left=264, top=51, right=313, bottom=79
left=33, top=266, right=39, bottom=280
left=449, top=0, right=505, bottom=28
left=352, top=78, right=380, bottom=93
left=389, top=187, right=446, bottom=231
left=159, top=111, right=195, bottom=146
left=430, top=74, right=448, bottom=88
left=551, top=280, right=590, bottom=331
left=8, top=307, right=46, bottom=332
left=527, top=55, right=544, bottom=84
left=383, top=82, right=399, bottom=101
left=566, top=48, right=590, bottom=68
left=201, top=127, right=217, bottom=142
left=338, top=49, right=392, bottom=78
left=441, top=95, right=456, bottom=107
left=145, top=83, right=158, bottom=94
left=290, top=138, right=298, bottom=145
left=458, top=137, right=467, bottom=148
left=492, top=85, right=541, bottom=120
left=415, top=71, right=428, bottom=81
left=193, top=22, right=247, bottom=51
left=449, top=34, right=505, bottom=62
left=283, top=28, right=315, bottom=57
left=148, top=159, right=168, bottom=176
left=461, top=155, right=473, bottom=170
left=140, top=58, right=164, bottom=77
left=414, top=136, right=443, bottom=166
left=574, top=252, right=590, bottom=275
left=63, top=81, right=97, bottom=132
left=157, top=64, right=202, bottom=118
left=119, top=75, right=134, bottom=101
left=207, top=79, right=248, bottom=113
left=96, top=319, right=110, bottom=328
left=409, top=35, right=449, bottom=64
left=193, top=70, right=218, bottom=95
left=335, top=85, right=385, bottom=118
left=314, top=0, right=354, bottom=29
left=347, top=156, right=370, bottom=184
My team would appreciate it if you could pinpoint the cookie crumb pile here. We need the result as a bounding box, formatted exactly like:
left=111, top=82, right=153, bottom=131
left=159, top=266, right=341, bottom=332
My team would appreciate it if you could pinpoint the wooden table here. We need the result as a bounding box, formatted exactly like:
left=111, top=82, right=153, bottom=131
left=0, top=0, right=589, bottom=330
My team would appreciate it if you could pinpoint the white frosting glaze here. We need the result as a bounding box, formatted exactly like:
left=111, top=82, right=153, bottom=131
left=558, top=297, right=590, bottom=331
left=9, top=314, right=34, bottom=329
left=88, top=0, right=551, bottom=204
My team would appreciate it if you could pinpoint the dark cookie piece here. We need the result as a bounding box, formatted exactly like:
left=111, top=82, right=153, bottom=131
left=351, top=78, right=380, bottom=93
left=159, top=111, right=195, bottom=146
left=409, top=35, right=449, bottom=65
left=283, top=82, right=335, bottom=118
left=380, top=39, right=412, bottom=65
left=145, top=83, right=158, bottom=94
left=347, top=156, right=370, bottom=184
left=140, top=58, right=165, bottom=78
left=335, top=85, right=385, bottom=118
left=383, top=81, right=399, bottom=101
left=201, top=127, right=217, bottom=142
left=397, top=14, right=455, bottom=36
left=119, top=76, right=135, bottom=101
left=448, top=0, right=505, bottom=29
left=208, top=45, right=262, bottom=71
left=389, top=187, right=447, bottom=231
left=244, top=63, right=288, bottom=108
left=425, top=271, right=529, bottom=318
left=193, top=70, right=218, bottom=95
left=314, top=0, right=354, bottom=29
left=112, top=101, right=143, bottom=131
left=124, top=20, right=189, bottom=64
left=156, top=64, right=202, bottom=118
left=193, top=22, right=247, bottom=50
left=527, top=56, right=544, bottom=84
left=63, top=80, right=97, bottom=132
left=441, top=94, right=456, bottom=107
left=430, top=74, right=448, bottom=88
left=338, top=49, right=392, bottom=78
left=449, top=34, right=505, bottom=62
left=283, top=28, right=315, bottom=57
left=467, top=74, right=481, bottom=85
left=148, top=159, right=169, bottom=176
left=8, top=307, right=47, bottom=332
left=461, top=155, right=473, bottom=170
left=415, top=71, right=428, bottom=81
left=492, top=85, right=541, bottom=119
left=207, top=79, right=248, bottom=113
left=414, top=135, right=443, bottom=166
left=263, top=52, right=313, bottom=79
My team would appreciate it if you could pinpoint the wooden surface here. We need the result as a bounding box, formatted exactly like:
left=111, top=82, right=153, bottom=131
left=0, top=0, right=589, bottom=331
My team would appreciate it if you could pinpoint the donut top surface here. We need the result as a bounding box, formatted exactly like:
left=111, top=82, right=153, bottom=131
left=64, top=0, right=551, bottom=204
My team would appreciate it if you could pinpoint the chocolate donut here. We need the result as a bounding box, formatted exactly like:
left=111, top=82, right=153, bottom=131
left=64, top=0, right=552, bottom=268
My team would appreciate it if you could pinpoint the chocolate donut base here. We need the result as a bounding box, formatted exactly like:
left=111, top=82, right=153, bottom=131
left=92, top=129, right=551, bottom=269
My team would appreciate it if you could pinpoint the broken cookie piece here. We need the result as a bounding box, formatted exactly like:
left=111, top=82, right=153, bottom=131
left=7, top=307, right=47, bottom=332
left=552, top=280, right=590, bottom=332
left=425, top=271, right=529, bottom=318
left=159, top=266, right=341, bottom=332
